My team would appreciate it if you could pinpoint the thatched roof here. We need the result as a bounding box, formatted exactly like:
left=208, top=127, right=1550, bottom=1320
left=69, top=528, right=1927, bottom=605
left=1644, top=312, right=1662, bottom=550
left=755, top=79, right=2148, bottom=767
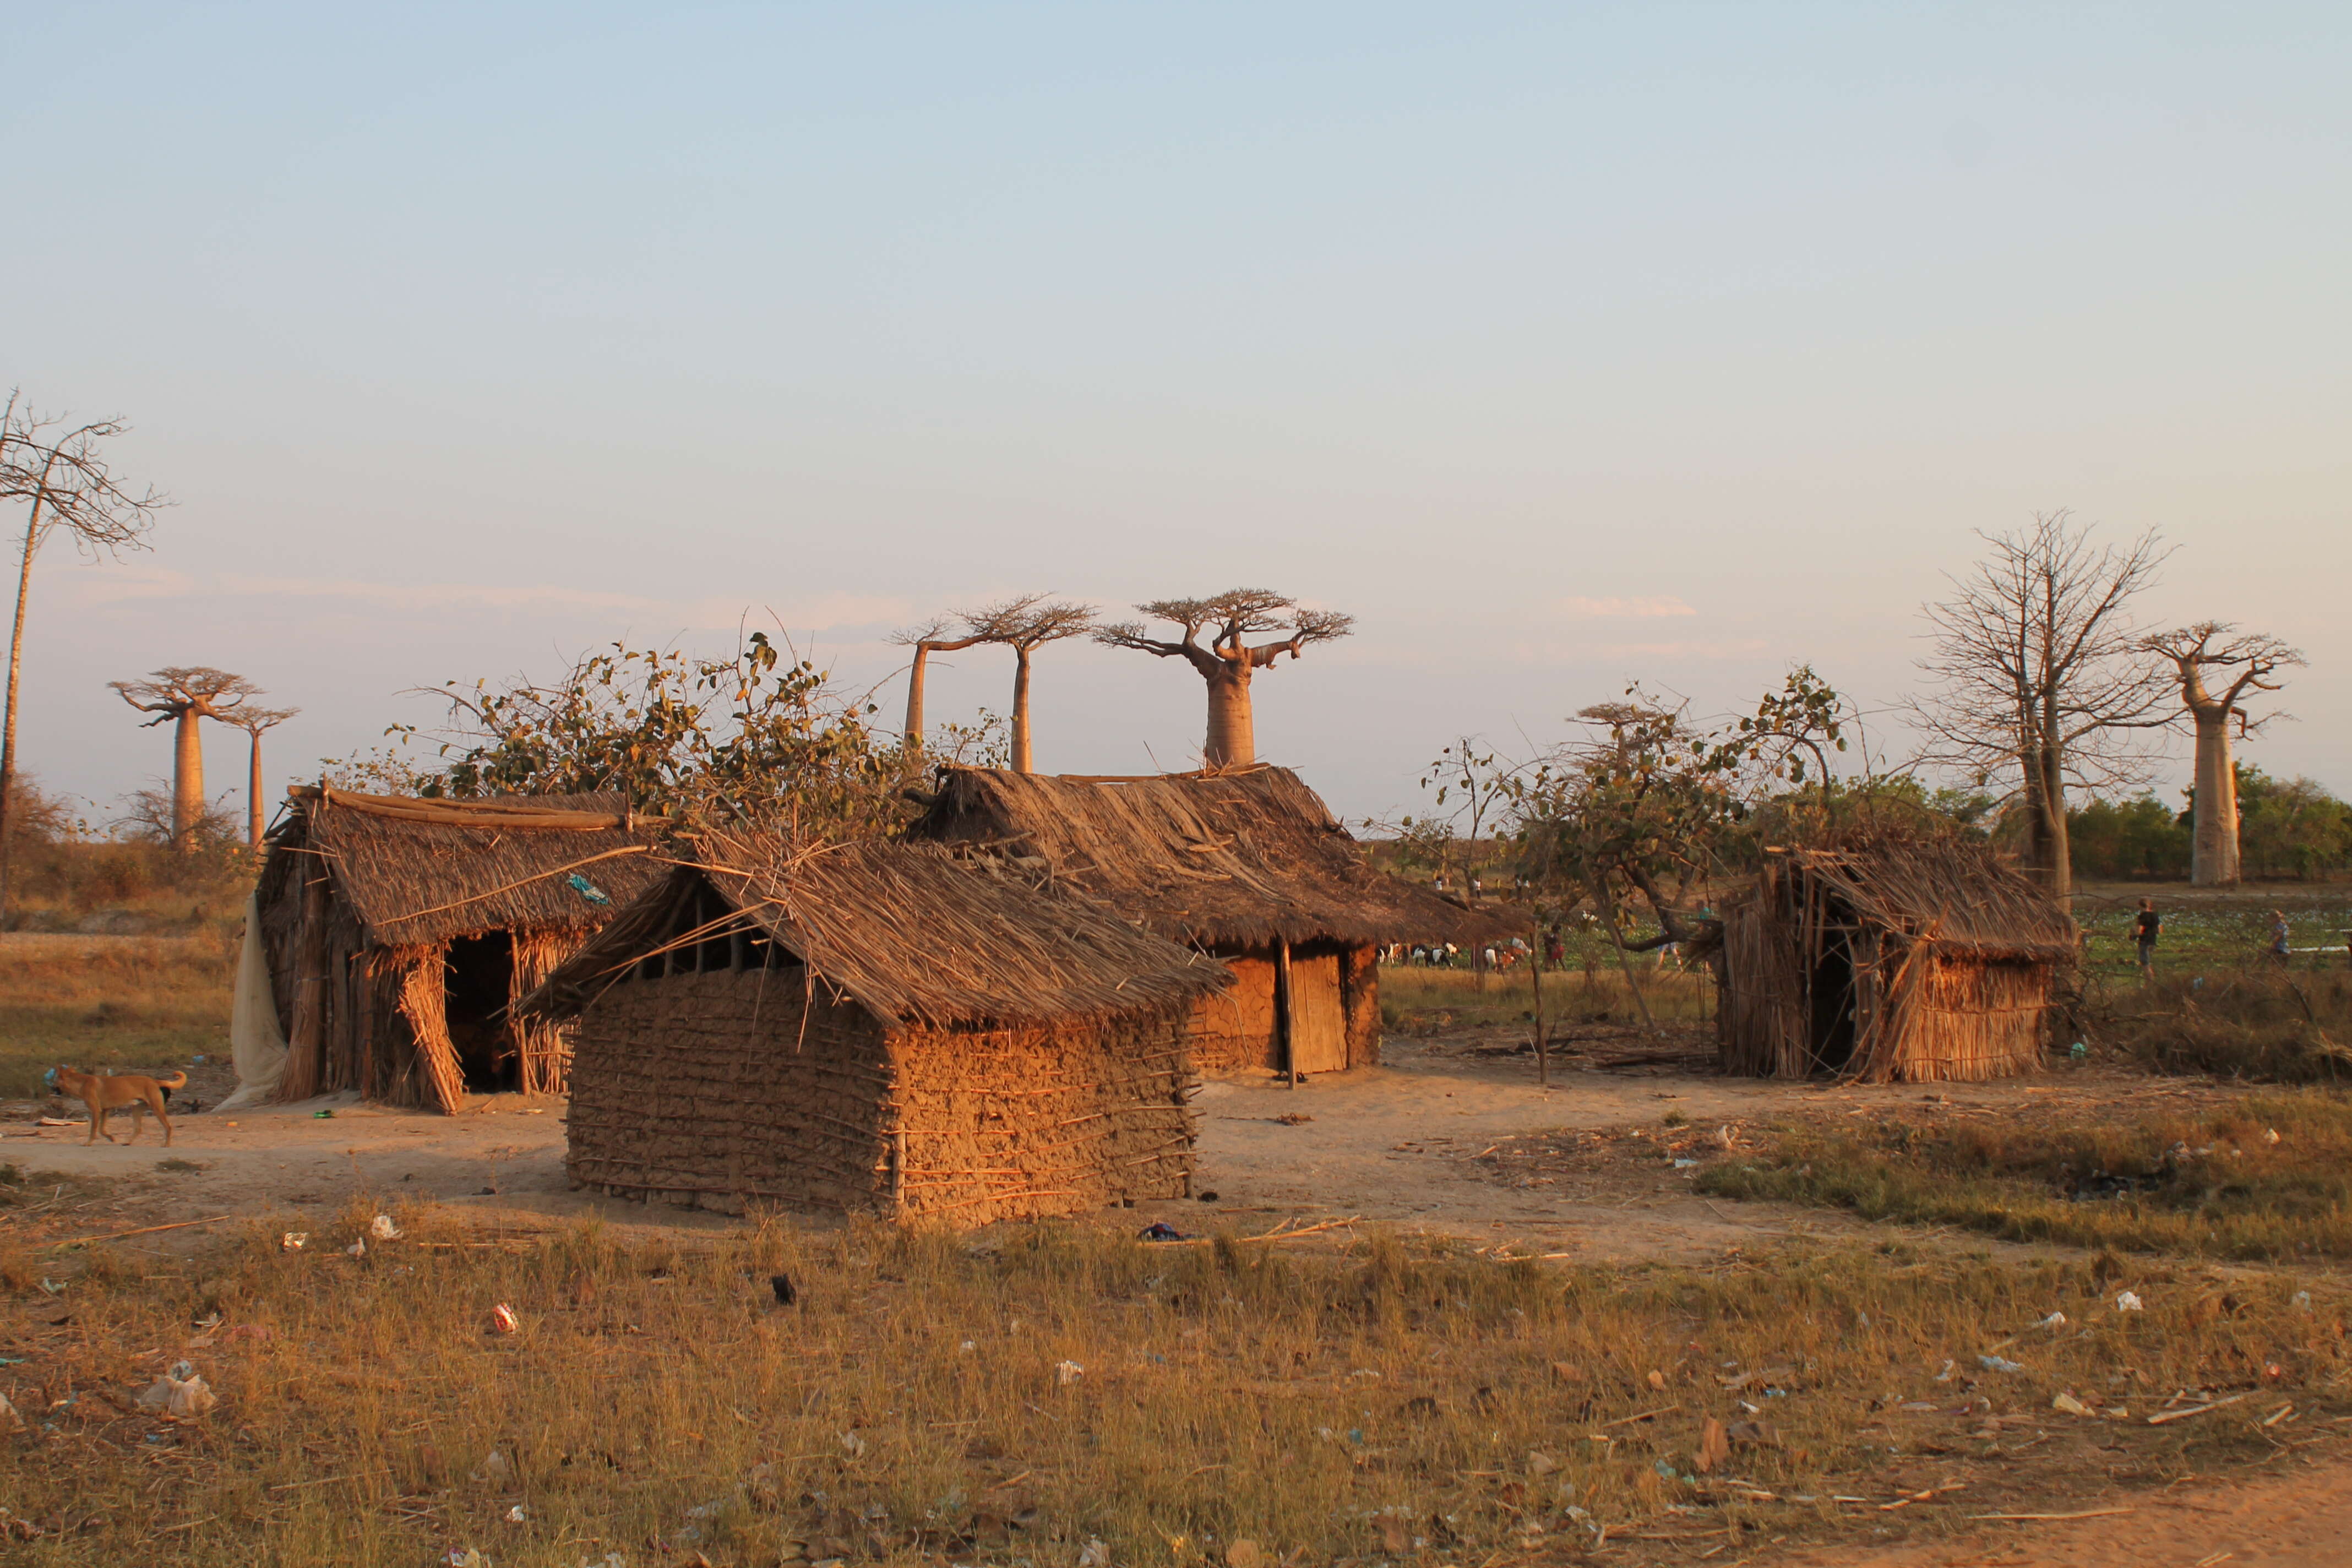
left=525, top=830, right=1233, bottom=1033
left=269, top=787, right=671, bottom=948
left=909, top=765, right=1506, bottom=949
left=1763, top=832, right=2077, bottom=961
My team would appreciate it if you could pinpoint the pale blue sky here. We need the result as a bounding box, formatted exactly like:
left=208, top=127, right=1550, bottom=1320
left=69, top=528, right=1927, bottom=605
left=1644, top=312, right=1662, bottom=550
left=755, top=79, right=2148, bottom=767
left=6, top=4, right=2348, bottom=827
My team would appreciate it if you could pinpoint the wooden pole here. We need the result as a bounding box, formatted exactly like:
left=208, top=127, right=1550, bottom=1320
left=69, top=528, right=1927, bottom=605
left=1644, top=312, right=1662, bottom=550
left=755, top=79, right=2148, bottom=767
left=277, top=868, right=331, bottom=1100
left=1594, top=879, right=1659, bottom=1034
left=1275, top=937, right=1297, bottom=1087
left=1529, top=923, right=1548, bottom=1087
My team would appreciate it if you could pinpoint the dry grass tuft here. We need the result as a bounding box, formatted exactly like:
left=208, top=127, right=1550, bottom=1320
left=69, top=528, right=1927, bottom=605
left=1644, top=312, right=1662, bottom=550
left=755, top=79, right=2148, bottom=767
left=0, top=935, right=233, bottom=1097
left=1700, top=1090, right=2352, bottom=1260
left=2103, top=973, right=2352, bottom=1084
left=0, top=1207, right=2340, bottom=1564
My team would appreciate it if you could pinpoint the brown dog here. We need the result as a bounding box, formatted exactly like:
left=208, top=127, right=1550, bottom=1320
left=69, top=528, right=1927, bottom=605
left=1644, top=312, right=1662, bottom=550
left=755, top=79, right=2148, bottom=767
left=50, top=1066, right=185, bottom=1147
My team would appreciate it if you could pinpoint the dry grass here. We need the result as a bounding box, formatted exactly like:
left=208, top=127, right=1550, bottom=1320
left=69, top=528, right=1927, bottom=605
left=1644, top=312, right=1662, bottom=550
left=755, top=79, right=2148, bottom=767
left=0, top=935, right=233, bottom=1098
left=0, top=1195, right=2343, bottom=1565
left=2101, top=973, right=2352, bottom=1084
left=1381, top=964, right=1712, bottom=1035
left=1698, top=1090, right=2352, bottom=1261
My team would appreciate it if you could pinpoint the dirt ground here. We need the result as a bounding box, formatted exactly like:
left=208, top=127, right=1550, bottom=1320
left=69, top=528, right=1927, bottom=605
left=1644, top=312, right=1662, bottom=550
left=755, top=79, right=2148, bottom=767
left=8, top=1031, right=2347, bottom=1565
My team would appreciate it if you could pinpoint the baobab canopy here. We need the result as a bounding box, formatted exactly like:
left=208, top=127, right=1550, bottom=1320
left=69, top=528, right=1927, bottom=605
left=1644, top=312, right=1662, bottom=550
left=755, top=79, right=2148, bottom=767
left=1095, top=588, right=1354, bottom=768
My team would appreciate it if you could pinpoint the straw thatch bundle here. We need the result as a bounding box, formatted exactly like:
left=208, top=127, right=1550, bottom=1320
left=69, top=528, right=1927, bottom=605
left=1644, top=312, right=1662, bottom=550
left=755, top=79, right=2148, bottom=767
left=1716, top=831, right=2077, bottom=1083
left=911, top=766, right=1505, bottom=1075
left=913, top=765, right=1494, bottom=948
left=249, top=787, right=668, bottom=1110
left=524, top=831, right=1233, bottom=1224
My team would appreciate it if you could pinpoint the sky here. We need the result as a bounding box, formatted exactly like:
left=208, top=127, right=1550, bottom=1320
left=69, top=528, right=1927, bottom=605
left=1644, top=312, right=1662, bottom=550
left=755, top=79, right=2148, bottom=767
left=4, top=3, right=2348, bottom=832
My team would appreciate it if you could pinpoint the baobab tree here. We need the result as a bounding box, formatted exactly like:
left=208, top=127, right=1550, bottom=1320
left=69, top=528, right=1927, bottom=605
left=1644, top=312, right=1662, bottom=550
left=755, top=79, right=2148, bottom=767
left=224, top=703, right=300, bottom=848
left=889, top=616, right=991, bottom=754
left=2141, top=622, right=2304, bottom=886
left=971, top=596, right=1094, bottom=774
left=0, top=393, right=166, bottom=906
left=1095, top=589, right=1354, bottom=767
left=110, top=668, right=263, bottom=852
left=1913, top=514, right=2171, bottom=899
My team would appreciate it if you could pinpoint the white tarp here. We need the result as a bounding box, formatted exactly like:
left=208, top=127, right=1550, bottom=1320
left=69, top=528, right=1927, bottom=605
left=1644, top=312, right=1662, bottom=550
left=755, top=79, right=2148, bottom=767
left=220, top=890, right=286, bottom=1110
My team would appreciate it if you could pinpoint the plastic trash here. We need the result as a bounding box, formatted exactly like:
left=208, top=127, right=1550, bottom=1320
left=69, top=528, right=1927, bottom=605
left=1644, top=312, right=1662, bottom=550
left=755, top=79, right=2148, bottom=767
left=2068, top=1041, right=2088, bottom=1061
left=475, top=1450, right=514, bottom=1483
left=2034, top=1311, right=2067, bottom=1331
left=346, top=1238, right=366, bottom=1259
left=2266, top=1129, right=2283, bottom=1145
left=959, top=1340, right=977, bottom=1353
left=2115, top=1291, right=2144, bottom=1312
left=1932, top=1359, right=1955, bottom=1382
left=370, top=1214, right=402, bottom=1241
left=1138, top=1222, right=1188, bottom=1241
left=505, top=1505, right=528, bottom=1524
left=1978, top=1355, right=2024, bottom=1374
left=1054, top=1359, right=1086, bottom=1385
left=1078, top=1537, right=1110, bottom=1568
left=567, top=874, right=611, bottom=906
left=2051, top=1391, right=2094, bottom=1417
left=2294, top=1291, right=2314, bottom=1313
left=444, top=1551, right=492, bottom=1568
left=136, top=1371, right=217, bottom=1421
left=837, top=1430, right=867, bottom=1457
left=281, top=1233, right=308, bottom=1252
left=37, top=1278, right=63, bottom=1295
left=1672, top=1158, right=1700, bottom=1170
left=313, top=1109, right=335, bottom=1119
left=490, top=1304, right=519, bottom=1335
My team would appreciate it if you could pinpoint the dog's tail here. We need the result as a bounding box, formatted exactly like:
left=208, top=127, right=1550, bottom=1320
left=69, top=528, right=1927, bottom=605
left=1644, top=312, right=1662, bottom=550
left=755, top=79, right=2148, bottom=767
left=157, top=1071, right=188, bottom=1093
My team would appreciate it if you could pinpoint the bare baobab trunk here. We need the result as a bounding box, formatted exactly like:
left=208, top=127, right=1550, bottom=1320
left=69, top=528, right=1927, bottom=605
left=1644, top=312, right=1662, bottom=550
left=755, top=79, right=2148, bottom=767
left=0, top=492, right=47, bottom=907
left=1205, top=666, right=1254, bottom=767
left=903, top=644, right=933, bottom=752
left=172, top=707, right=205, bottom=851
left=1011, top=647, right=1035, bottom=773
left=2190, top=706, right=2240, bottom=885
left=246, top=727, right=265, bottom=849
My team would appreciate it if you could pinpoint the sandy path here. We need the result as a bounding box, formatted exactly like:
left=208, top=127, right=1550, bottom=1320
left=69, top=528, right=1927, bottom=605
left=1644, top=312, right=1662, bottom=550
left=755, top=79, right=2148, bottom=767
left=4, top=1037, right=2192, bottom=1261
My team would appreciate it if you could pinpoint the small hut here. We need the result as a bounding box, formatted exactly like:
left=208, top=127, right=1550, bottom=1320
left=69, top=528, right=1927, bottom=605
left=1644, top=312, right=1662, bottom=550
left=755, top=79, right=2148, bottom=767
left=910, top=765, right=1496, bottom=1076
left=521, top=832, right=1232, bottom=1222
left=246, top=787, right=669, bottom=1109
left=1713, top=834, right=2077, bottom=1082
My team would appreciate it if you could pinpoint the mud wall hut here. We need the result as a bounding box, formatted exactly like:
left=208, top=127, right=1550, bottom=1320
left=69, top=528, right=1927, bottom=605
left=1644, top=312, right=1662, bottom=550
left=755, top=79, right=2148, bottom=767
left=1714, top=834, right=2077, bottom=1083
left=247, top=787, right=669, bottom=1110
left=908, top=766, right=1498, bottom=1076
left=521, top=832, right=1232, bottom=1223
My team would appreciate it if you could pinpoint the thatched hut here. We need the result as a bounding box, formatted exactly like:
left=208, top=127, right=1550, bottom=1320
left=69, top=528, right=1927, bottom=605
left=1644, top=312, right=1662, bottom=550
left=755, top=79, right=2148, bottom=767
left=909, top=765, right=1496, bottom=1076
left=1714, top=834, right=2077, bottom=1082
left=520, top=832, right=1232, bottom=1222
left=245, top=787, right=669, bottom=1110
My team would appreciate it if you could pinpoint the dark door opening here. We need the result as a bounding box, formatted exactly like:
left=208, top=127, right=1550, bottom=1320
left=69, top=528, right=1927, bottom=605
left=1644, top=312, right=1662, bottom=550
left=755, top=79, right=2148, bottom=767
left=1809, top=927, right=1857, bottom=1075
left=444, top=933, right=519, bottom=1092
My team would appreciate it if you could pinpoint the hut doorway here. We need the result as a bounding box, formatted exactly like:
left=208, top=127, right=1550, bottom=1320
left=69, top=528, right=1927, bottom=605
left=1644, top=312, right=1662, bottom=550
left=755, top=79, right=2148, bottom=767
left=443, top=934, right=521, bottom=1092
left=1808, top=927, right=1858, bottom=1075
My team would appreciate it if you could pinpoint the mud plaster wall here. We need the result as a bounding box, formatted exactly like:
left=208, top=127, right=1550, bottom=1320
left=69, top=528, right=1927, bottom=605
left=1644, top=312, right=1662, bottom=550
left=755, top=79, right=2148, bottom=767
left=564, top=968, right=1201, bottom=1223
left=891, top=1013, right=1197, bottom=1224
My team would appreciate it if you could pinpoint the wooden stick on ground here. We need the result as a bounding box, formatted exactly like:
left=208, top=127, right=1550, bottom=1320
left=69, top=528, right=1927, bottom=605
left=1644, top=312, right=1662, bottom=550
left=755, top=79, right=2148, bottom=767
left=44, top=1214, right=232, bottom=1249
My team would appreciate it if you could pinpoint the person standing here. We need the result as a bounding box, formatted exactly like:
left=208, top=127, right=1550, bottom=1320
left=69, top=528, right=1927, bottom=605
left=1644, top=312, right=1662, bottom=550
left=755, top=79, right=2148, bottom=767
left=2269, top=910, right=2291, bottom=968
left=2133, top=899, right=2162, bottom=979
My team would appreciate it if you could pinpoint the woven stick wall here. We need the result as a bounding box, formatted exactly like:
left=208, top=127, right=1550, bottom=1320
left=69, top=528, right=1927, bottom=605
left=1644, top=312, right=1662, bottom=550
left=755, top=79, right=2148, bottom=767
left=508, top=930, right=580, bottom=1096
left=564, top=971, right=894, bottom=1216
left=891, top=1014, right=1197, bottom=1222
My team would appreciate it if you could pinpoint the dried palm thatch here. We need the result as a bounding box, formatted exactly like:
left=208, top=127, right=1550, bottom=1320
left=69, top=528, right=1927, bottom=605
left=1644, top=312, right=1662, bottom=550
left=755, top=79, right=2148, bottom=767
left=910, top=765, right=1504, bottom=949
left=1716, top=830, right=2076, bottom=1084
left=527, top=829, right=1232, bottom=1030
left=246, top=788, right=669, bottom=1109
left=524, top=832, right=1233, bottom=1224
